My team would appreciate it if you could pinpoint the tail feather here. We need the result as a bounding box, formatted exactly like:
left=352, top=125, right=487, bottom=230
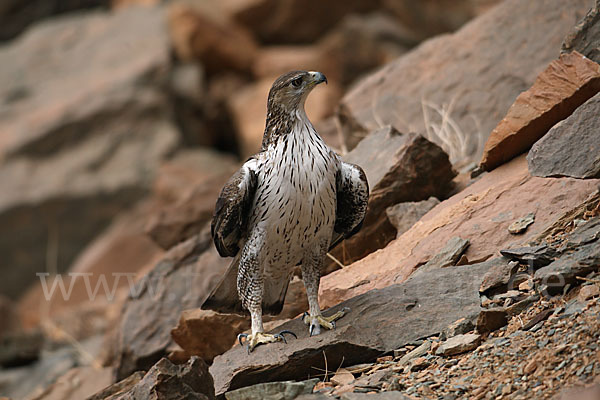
left=201, top=254, right=291, bottom=316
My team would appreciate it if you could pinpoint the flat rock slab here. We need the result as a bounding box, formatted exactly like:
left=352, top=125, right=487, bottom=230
left=436, top=333, right=482, bottom=356
left=225, top=379, right=319, bottom=400
left=210, top=261, right=490, bottom=396
left=528, top=92, right=600, bottom=179
left=480, top=51, right=600, bottom=171
left=319, top=155, right=600, bottom=309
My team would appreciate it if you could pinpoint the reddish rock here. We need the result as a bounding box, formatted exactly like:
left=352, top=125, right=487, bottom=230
left=328, top=126, right=456, bottom=268
left=528, top=92, right=600, bottom=179
left=336, top=0, right=591, bottom=155
left=171, top=309, right=249, bottom=364
left=167, top=2, right=258, bottom=73
left=227, top=77, right=342, bottom=158
left=476, top=308, right=508, bottom=334
left=319, top=155, right=600, bottom=309
left=170, top=276, right=307, bottom=364
left=17, top=201, right=163, bottom=331
left=480, top=51, right=600, bottom=171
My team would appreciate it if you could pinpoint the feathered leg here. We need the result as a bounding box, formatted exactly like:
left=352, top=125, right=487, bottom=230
left=301, top=242, right=349, bottom=336
left=236, top=239, right=295, bottom=353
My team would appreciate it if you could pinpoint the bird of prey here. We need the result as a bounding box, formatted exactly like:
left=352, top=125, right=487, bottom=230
left=203, top=70, right=369, bottom=352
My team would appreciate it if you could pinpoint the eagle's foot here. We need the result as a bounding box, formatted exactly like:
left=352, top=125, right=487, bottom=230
left=303, top=307, right=350, bottom=336
left=237, top=330, right=297, bottom=353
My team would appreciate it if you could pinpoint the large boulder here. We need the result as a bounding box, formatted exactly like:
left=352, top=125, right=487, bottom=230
left=336, top=0, right=592, bottom=159
left=479, top=51, right=600, bottom=171
left=89, top=357, right=215, bottom=400
left=114, top=229, right=229, bottom=380
left=210, top=260, right=489, bottom=396
left=319, top=155, right=600, bottom=308
left=527, top=92, right=600, bottom=179
left=0, top=7, right=178, bottom=299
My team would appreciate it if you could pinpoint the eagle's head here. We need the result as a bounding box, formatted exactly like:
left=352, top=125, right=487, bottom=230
left=266, top=70, right=327, bottom=115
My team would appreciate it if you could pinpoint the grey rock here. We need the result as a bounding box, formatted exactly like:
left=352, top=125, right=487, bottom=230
left=505, top=295, right=540, bottom=316
left=337, top=0, right=591, bottom=161
left=440, top=318, right=475, bottom=341
left=500, top=245, right=559, bottom=268
left=418, top=237, right=469, bottom=271
left=225, top=379, right=319, bottom=400
left=102, top=357, right=215, bottom=400
left=435, top=333, right=481, bottom=356
left=86, top=371, right=145, bottom=400
left=0, top=7, right=178, bottom=299
left=534, top=240, right=600, bottom=295
left=562, top=217, right=600, bottom=250
left=341, top=393, right=412, bottom=400
left=210, top=261, right=490, bottom=395
left=528, top=92, right=600, bottom=179
left=0, top=345, right=78, bottom=399
left=479, top=257, right=516, bottom=294
left=508, top=213, right=535, bottom=234
left=386, top=197, right=440, bottom=238
left=328, top=126, right=455, bottom=268
left=398, top=340, right=431, bottom=366
left=562, top=0, right=600, bottom=63
left=0, top=0, right=108, bottom=41
left=115, top=229, right=230, bottom=380
left=0, top=329, right=43, bottom=367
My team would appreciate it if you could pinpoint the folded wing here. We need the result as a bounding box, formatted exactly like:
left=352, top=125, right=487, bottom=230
left=331, top=162, right=369, bottom=250
left=211, top=157, right=258, bottom=257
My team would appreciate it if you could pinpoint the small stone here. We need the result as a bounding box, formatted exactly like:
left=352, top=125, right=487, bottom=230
left=524, top=359, right=538, bottom=374
left=476, top=308, right=508, bottom=333
left=519, top=279, right=534, bottom=292
left=399, top=341, right=432, bottom=366
left=508, top=213, right=535, bottom=234
left=409, top=357, right=431, bottom=372
left=331, top=368, right=355, bottom=387
left=441, top=318, right=475, bottom=341
left=436, top=333, right=482, bottom=356
left=579, top=285, right=600, bottom=302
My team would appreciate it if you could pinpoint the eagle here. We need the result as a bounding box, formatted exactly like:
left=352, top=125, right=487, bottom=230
left=202, top=71, right=369, bottom=352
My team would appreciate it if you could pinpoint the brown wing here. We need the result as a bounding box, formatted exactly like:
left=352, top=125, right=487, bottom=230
left=211, top=158, right=258, bottom=257
left=330, top=162, right=369, bottom=250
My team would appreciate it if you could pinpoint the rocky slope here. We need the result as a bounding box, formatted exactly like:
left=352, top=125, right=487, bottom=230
left=1, top=0, right=600, bottom=399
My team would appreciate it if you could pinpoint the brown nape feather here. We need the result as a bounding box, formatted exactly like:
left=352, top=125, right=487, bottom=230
left=261, top=70, right=313, bottom=150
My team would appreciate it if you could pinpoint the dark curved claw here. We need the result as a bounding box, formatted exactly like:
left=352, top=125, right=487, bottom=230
left=278, top=330, right=297, bottom=340
left=341, top=306, right=351, bottom=313
left=331, top=320, right=336, bottom=330
left=309, top=324, right=316, bottom=337
left=237, top=333, right=248, bottom=346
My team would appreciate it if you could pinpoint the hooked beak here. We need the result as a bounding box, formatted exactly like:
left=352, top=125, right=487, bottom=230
left=308, top=71, right=327, bottom=85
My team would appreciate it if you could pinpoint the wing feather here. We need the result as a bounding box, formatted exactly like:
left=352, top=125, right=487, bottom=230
left=211, top=158, right=258, bottom=257
left=330, top=162, right=369, bottom=250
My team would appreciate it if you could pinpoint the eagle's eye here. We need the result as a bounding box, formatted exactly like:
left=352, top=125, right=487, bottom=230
left=291, top=77, right=303, bottom=88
